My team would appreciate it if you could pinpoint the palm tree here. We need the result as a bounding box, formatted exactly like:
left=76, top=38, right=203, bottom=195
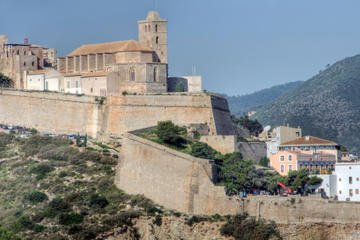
left=0, top=73, right=14, bottom=88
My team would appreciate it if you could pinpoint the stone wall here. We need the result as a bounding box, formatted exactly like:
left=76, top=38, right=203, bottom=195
left=237, top=141, right=267, bottom=163
left=200, top=135, right=237, bottom=154
left=0, top=90, right=235, bottom=138
left=243, top=195, right=360, bottom=224
left=115, top=133, right=241, bottom=215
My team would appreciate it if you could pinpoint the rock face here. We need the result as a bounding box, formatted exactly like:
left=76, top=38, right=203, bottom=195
left=255, top=54, right=360, bottom=153
left=109, top=216, right=231, bottom=240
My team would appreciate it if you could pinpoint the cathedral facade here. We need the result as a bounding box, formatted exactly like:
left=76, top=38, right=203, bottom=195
left=57, top=11, right=168, bottom=95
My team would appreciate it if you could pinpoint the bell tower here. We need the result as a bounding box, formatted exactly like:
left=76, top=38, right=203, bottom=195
left=138, top=11, right=168, bottom=64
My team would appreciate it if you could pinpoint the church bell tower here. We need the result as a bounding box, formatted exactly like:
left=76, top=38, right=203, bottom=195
left=138, top=11, right=168, bottom=64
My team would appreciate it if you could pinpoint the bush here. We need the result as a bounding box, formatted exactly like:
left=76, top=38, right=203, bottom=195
left=156, top=121, right=186, bottom=146
left=220, top=213, right=282, bottom=240
left=189, top=142, right=218, bottom=159
left=102, top=211, right=140, bottom=227
left=0, top=225, right=21, bottom=240
left=0, top=133, right=14, bottom=147
left=152, top=215, right=162, bottom=226
left=38, top=145, right=79, bottom=161
left=48, top=197, right=71, bottom=213
left=89, top=194, right=109, bottom=209
left=30, top=163, right=55, bottom=180
left=17, top=215, right=34, bottom=230
left=259, top=157, right=269, bottom=167
left=185, top=215, right=209, bottom=226
left=21, top=135, right=70, bottom=157
left=58, top=212, right=84, bottom=225
left=24, top=191, right=48, bottom=204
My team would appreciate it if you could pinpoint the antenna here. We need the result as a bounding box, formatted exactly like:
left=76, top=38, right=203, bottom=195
left=192, top=65, right=197, bottom=75
left=154, top=0, right=158, bottom=11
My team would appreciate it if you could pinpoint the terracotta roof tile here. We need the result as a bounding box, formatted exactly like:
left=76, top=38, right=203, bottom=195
left=281, top=136, right=338, bottom=146
left=67, top=40, right=153, bottom=57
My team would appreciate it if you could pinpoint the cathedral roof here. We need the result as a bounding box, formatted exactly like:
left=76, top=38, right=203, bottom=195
left=67, top=40, right=153, bottom=57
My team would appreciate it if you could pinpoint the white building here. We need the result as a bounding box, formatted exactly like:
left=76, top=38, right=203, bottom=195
left=25, top=68, right=62, bottom=92
left=315, top=174, right=337, bottom=198
left=334, top=162, right=360, bottom=201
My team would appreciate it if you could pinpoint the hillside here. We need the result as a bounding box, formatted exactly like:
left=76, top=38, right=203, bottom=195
left=255, top=54, right=360, bottom=153
left=226, top=81, right=303, bottom=116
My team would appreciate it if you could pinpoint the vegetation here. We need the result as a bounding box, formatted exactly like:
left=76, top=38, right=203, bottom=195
left=0, top=133, right=163, bottom=239
left=226, top=81, right=303, bottom=116
left=233, top=115, right=263, bottom=136
left=220, top=213, right=282, bottom=240
left=259, top=157, right=269, bottom=167
left=254, top=54, right=360, bottom=154
left=156, top=121, right=187, bottom=146
left=0, top=73, right=13, bottom=88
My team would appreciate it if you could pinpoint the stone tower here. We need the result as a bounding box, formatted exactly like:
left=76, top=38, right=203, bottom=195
left=138, top=11, right=168, bottom=64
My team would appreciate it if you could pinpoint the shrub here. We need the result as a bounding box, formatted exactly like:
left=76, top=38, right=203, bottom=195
left=102, top=211, right=140, bottom=227
left=17, top=215, right=34, bottom=230
left=30, top=163, right=55, bottom=180
left=24, top=191, right=48, bottom=204
left=259, top=157, right=269, bottom=167
left=38, top=145, right=79, bottom=161
left=185, top=215, right=209, bottom=226
left=156, top=121, right=186, bottom=146
left=58, top=212, right=84, bottom=225
left=220, top=213, right=282, bottom=240
left=48, top=197, right=71, bottom=213
left=190, top=142, right=217, bottom=159
left=0, top=225, right=21, bottom=240
left=0, top=133, right=14, bottom=147
left=21, top=135, right=70, bottom=157
left=89, top=194, right=109, bottom=209
left=152, top=215, right=162, bottom=226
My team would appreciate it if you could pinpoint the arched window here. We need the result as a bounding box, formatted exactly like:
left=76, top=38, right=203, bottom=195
left=148, top=25, right=151, bottom=32
left=156, top=36, right=159, bottom=44
left=155, top=24, right=158, bottom=32
left=145, top=25, right=147, bottom=32
left=153, top=67, right=157, bottom=82
left=129, top=67, right=135, bottom=81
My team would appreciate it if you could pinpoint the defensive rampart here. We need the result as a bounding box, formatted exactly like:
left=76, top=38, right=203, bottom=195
left=115, top=133, right=241, bottom=215
left=0, top=89, right=235, bottom=138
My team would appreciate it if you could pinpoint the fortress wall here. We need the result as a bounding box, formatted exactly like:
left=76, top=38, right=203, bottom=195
left=0, top=89, right=105, bottom=138
left=210, top=95, right=237, bottom=135
left=243, top=196, right=360, bottom=224
left=0, top=90, right=235, bottom=139
left=237, top=142, right=267, bottom=162
left=200, top=135, right=237, bottom=154
left=106, top=94, right=224, bottom=136
left=116, top=133, right=241, bottom=215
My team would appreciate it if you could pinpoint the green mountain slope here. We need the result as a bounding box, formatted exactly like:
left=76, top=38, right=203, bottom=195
left=226, top=81, right=304, bottom=116
left=255, top=54, right=360, bottom=153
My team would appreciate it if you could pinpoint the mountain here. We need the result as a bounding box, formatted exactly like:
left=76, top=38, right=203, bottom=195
left=255, top=54, right=360, bottom=153
left=226, top=81, right=304, bottom=116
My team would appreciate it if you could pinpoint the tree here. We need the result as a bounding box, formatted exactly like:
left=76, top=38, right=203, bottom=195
left=156, top=121, right=186, bottom=146
left=233, top=115, right=263, bottom=136
left=259, top=157, right=269, bottom=167
left=0, top=73, right=13, bottom=88
left=189, top=142, right=218, bottom=159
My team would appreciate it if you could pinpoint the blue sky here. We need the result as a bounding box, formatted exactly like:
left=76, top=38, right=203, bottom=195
left=1, top=0, right=360, bottom=95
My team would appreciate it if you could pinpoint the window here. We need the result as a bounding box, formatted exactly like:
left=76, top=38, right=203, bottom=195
left=350, top=189, right=353, bottom=197
left=45, top=81, right=48, bottom=90
left=155, top=24, right=158, bottom=32
left=356, top=189, right=359, bottom=195
left=280, top=156, right=284, bottom=161
left=349, top=177, right=353, bottom=184
left=148, top=25, right=151, bottom=31
left=156, top=36, right=159, bottom=44
left=296, top=131, right=300, bottom=137
left=90, top=88, right=93, bottom=93
left=66, top=81, right=70, bottom=88
left=339, top=190, right=342, bottom=194
left=75, top=81, right=79, bottom=88
left=153, top=67, right=157, bottom=82
left=280, top=165, right=285, bottom=173
left=357, top=177, right=359, bottom=181
left=339, top=178, right=342, bottom=182
left=289, top=165, right=292, bottom=171
left=24, top=62, right=26, bottom=66
left=288, top=155, right=292, bottom=161
left=129, top=67, right=135, bottom=81
left=145, top=25, right=147, bottom=32
left=32, top=61, right=34, bottom=66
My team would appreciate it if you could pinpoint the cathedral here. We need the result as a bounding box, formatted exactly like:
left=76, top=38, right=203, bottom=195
left=58, top=11, right=169, bottom=95
left=1, top=11, right=201, bottom=95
